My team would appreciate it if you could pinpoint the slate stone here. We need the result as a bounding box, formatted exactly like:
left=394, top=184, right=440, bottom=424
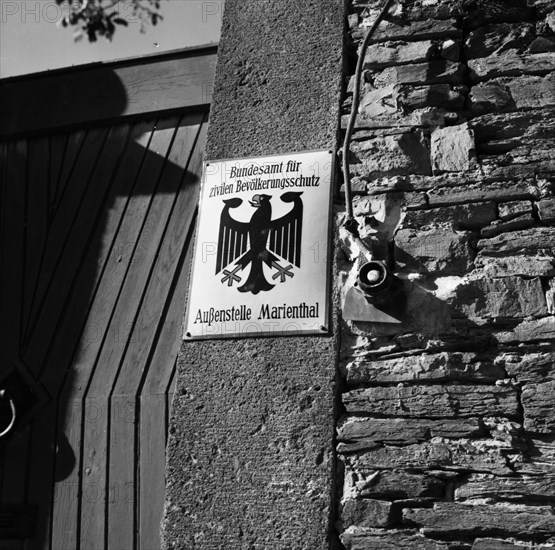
left=358, top=85, right=399, bottom=118
left=341, top=528, right=457, bottom=550
left=395, top=0, right=531, bottom=26
left=401, top=202, right=497, bottom=230
left=343, top=385, right=519, bottom=418
left=496, top=317, right=555, bottom=343
left=471, top=108, right=555, bottom=147
left=350, top=131, right=432, bottom=179
left=348, top=13, right=359, bottom=30
left=345, top=352, right=505, bottom=385
left=347, top=439, right=514, bottom=475
left=373, top=61, right=465, bottom=87
left=427, top=181, right=538, bottom=206
left=363, top=40, right=436, bottom=70
left=472, top=539, right=548, bottom=549
left=357, top=470, right=445, bottom=500
left=498, top=200, right=533, bottom=221
left=394, top=226, right=473, bottom=274
left=482, top=416, right=524, bottom=448
left=537, top=198, right=555, bottom=223
left=341, top=527, right=459, bottom=550
left=431, top=123, right=477, bottom=172
left=342, top=106, right=461, bottom=131
left=403, top=502, right=555, bottom=537
left=456, top=473, right=555, bottom=503
left=514, top=436, right=555, bottom=474
left=464, top=23, right=535, bottom=60
left=507, top=73, right=555, bottom=109
left=399, top=83, right=466, bottom=111
left=453, top=276, right=547, bottom=320
left=457, top=3, right=532, bottom=29
left=477, top=227, right=555, bottom=256
left=468, top=51, right=555, bottom=82
left=353, top=18, right=461, bottom=44
left=501, top=351, right=555, bottom=384
left=469, top=83, right=515, bottom=114
left=529, top=36, right=555, bottom=53
left=481, top=164, right=537, bottom=182
left=479, top=147, right=554, bottom=172
left=474, top=255, right=555, bottom=278
left=337, top=416, right=483, bottom=451
left=522, top=381, right=555, bottom=433
left=340, top=498, right=393, bottom=529
left=480, top=213, right=535, bottom=238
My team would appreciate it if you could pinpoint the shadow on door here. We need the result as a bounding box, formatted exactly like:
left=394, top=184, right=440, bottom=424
left=0, top=64, right=208, bottom=550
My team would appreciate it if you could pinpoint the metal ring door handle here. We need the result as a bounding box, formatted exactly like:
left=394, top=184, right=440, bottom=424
left=0, top=389, right=17, bottom=439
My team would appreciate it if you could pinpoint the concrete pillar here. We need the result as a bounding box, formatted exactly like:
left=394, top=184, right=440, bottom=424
left=162, top=1, right=346, bottom=549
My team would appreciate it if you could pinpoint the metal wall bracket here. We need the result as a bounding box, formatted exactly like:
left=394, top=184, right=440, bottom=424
left=343, top=284, right=405, bottom=323
left=342, top=263, right=405, bottom=323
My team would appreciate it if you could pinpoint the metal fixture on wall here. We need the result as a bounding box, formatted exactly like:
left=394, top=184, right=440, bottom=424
left=343, top=259, right=405, bottom=323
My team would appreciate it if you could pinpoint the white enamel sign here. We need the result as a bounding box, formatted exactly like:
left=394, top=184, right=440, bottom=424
left=184, top=149, right=334, bottom=339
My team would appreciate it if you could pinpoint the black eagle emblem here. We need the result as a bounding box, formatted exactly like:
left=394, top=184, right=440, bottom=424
left=216, top=192, right=303, bottom=294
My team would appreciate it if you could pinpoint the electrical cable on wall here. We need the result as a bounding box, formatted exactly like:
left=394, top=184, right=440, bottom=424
left=341, top=0, right=397, bottom=231
left=340, top=0, right=406, bottom=323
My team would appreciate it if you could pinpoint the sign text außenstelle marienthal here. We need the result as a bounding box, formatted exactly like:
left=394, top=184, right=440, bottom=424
left=184, top=149, right=333, bottom=339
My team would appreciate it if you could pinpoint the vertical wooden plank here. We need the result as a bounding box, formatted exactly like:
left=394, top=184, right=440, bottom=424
left=0, top=140, right=10, bottom=542
left=140, top=234, right=195, bottom=401
left=22, top=137, right=49, bottom=343
left=24, top=128, right=106, bottom=550
left=23, top=126, right=119, bottom=375
left=137, top=243, right=195, bottom=550
left=50, top=130, right=86, bottom=217
left=20, top=132, right=66, bottom=347
left=48, top=133, right=69, bottom=216
left=17, top=132, right=70, bottom=343
left=80, top=395, right=110, bottom=550
left=31, top=123, right=132, bottom=381
left=106, top=394, right=136, bottom=550
left=44, top=121, right=154, bottom=397
left=50, top=395, right=83, bottom=550
left=18, top=126, right=125, bottom=550
left=137, top=394, right=166, bottom=550
left=0, top=139, right=26, bottom=365
left=112, top=124, right=203, bottom=409
left=138, top=118, right=206, bottom=400
left=107, top=117, right=204, bottom=550
left=0, top=140, right=7, bottom=307
left=49, top=121, right=155, bottom=550
left=48, top=118, right=161, bottom=403
left=113, top=116, right=205, bottom=399
left=23, top=128, right=106, bottom=357
left=134, top=116, right=207, bottom=549
left=0, top=139, right=28, bottom=550
left=79, top=120, right=180, bottom=550
left=0, top=428, right=30, bottom=550
left=22, top=403, right=56, bottom=550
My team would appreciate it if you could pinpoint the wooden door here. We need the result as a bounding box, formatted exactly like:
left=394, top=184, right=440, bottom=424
left=0, top=111, right=207, bottom=549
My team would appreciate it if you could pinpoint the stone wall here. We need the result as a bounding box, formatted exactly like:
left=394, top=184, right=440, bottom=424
left=162, top=2, right=345, bottom=549
left=338, top=1, right=555, bottom=548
